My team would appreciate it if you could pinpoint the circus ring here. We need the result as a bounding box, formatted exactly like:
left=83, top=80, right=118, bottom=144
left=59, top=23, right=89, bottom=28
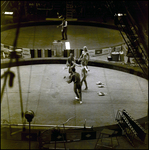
left=1, top=21, right=148, bottom=146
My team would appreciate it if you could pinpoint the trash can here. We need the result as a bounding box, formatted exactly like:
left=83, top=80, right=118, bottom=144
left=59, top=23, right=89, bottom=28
left=45, top=49, right=52, bottom=57
left=111, top=52, right=120, bottom=61
left=37, top=49, right=42, bottom=58
left=120, top=51, right=124, bottom=61
left=30, top=49, right=35, bottom=58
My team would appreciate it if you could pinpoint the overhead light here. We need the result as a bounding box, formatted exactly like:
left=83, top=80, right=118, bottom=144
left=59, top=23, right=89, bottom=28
left=117, top=13, right=127, bottom=16
left=4, top=12, right=13, bottom=15
left=118, top=13, right=123, bottom=16
left=65, top=42, right=70, bottom=50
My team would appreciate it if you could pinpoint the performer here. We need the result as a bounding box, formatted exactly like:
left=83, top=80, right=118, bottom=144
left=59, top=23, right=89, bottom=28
left=78, top=46, right=90, bottom=72
left=57, top=16, right=68, bottom=40
left=81, top=61, right=88, bottom=90
left=64, top=53, right=81, bottom=78
left=66, top=53, right=75, bottom=77
left=67, top=67, right=82, bottom=104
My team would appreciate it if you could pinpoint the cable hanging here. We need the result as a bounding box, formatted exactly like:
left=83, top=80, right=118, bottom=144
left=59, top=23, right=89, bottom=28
left=1, top=1, right=7, bottom=7
left=1, top=1, right=25, bottom=131
left=24, top=65, right=32, bottom=124
left=2, top=1, right=9, bottom=12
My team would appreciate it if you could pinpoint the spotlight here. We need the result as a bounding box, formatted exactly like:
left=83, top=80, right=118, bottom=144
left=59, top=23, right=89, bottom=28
left=25, top=110, right=34, bottom=123
left=118, top=13, right=123, bottom=16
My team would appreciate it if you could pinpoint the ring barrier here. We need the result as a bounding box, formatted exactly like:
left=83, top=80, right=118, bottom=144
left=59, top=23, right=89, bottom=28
left=1, top=42, right=127, bottom=61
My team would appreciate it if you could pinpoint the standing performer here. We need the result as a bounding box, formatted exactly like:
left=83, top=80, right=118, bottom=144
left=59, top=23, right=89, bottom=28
left=81, top=61, right=88, bottom=90
left=57, top=16, right=68, bottom=40
left=78, top=46, right=90, bottom=72
left=67, top=67, right=82, bottom=104
left=66, top=53, right=75, bottom=77
left=64, top=53, right=81, bottom=78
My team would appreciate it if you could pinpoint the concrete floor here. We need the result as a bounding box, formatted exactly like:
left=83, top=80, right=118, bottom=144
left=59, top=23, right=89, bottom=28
left=1, top=25, right=126, bottom=49
left=1, top=64, right=148, bottom=127
left=1, top=23, right=148, bottom=149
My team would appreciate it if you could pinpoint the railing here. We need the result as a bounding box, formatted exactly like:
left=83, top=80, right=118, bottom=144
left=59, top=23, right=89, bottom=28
left=115, top=109, right=147, bottom=147
left=106, top=1, right=148, bottom=79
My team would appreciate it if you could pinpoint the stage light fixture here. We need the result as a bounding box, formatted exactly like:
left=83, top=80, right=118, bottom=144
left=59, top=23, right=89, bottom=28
left=118, top=13, right=123, bottom=16
left=4, top=12, right=13, bottom=15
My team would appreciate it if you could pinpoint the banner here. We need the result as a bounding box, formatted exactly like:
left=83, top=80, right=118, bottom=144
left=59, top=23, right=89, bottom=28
left=115, top=45, right=122, bottom=52
left=102, top=47, right=111, bottom=54
left=22, top=48, right=30, bottom=55
left=88, top=50, right=95, bottom=56
left=95, top=49, right=102, bottom=54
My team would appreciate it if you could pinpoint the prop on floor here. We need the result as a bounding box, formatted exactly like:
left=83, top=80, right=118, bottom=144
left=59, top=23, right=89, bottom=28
left=96, top=81, right=106, bottom=95
left=97, top=92, right=106, bottom=96
left=96, top=81, right=102, bottom=85
left=96, top=81, right=104, bottom=87
left=98, top=85, right=104, bottom=88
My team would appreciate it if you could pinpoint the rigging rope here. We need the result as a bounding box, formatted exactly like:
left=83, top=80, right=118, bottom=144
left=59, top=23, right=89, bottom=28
left=24, top=65, right=32, bottom=124
left=5, top=75, right=12, bottom=134
left=2, top=1, right=9, bottom=12
left=33, top=65, right=47, bottom=124
left=1, top=1, right=25, bottom=130
left=24, top=24, right=36, bottom=124
left=1, top=1, right=7, bottom=7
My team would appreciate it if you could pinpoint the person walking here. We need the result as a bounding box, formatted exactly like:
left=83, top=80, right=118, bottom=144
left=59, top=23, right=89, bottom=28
left=78, top=46, right=90, bottom=72
left=65, top=53, right=75, bottom=78
left=64, top=52, right=81, bottom=78
left=57, top=16, right=68, bottom=40
left=67, top=67, right=82, bottom=104
left=81, top=61, right=88, bottom=90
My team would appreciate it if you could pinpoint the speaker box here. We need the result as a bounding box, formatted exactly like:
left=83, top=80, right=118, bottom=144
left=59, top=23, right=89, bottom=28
left=48, top=49, right=52, bottom=57
left=63, top=50, right=67, bottom=57
left=37, top=49, right=41, bottom=58
left=45, top=49, right=51, bottom=57
left=30, top=49, right=34, bottom=58
left=64, top=49, right=74, bottom=57
left=81, top=131, right=96, bottom=140
left=51, top=133, right=66, bottom=141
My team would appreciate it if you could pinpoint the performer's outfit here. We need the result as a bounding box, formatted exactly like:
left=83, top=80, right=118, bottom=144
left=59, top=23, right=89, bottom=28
left=66, top=56, right=75, bottom=75
left=61, top=19, right=67, bottom=40
left=80, top=51, right=90, bottom=71
left=67, top=72, right=82, bottom=102
left=81, top=67, right=88, bottom=90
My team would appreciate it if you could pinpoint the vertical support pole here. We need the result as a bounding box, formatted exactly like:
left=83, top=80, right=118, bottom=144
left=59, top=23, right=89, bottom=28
left=29, top=121, right=31, bottom=150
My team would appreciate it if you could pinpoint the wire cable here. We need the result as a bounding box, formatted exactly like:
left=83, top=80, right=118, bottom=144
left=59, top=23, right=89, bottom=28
left=1, top=1, right=7, bottom=7
left=2, top=1, right=9, bottom=12
left=1, top=1, right=25, bottom=130
left=24, top=65, right=32, bottom=124
left=5, top=73, right=12, bottom=134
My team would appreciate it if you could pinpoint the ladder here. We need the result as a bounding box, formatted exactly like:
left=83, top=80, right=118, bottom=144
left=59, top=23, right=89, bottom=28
left=107, top=1, right=148, bottom=79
